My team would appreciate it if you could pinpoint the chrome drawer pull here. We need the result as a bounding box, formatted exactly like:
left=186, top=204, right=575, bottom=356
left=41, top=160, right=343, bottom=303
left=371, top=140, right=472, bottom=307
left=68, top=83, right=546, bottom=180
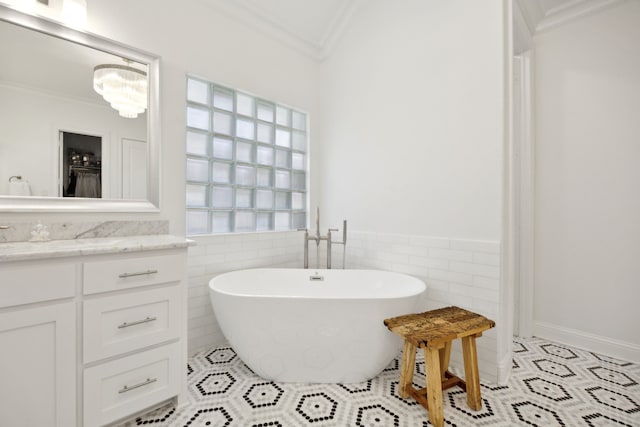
left=118, top=377, right=157, bottom=394
left=118, top=269, right=158, bottom=278
left=118, top=316, right=157, bottom=329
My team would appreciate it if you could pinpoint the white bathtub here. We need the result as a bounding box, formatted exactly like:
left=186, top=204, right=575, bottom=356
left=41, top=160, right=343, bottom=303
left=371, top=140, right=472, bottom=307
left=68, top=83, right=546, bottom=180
left=208, top=268, right=426, bottom=383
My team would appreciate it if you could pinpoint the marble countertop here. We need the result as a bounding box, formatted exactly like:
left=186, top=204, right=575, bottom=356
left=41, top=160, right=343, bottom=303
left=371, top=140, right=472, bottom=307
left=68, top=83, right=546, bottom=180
left=0, top=235, right=194, bottom=263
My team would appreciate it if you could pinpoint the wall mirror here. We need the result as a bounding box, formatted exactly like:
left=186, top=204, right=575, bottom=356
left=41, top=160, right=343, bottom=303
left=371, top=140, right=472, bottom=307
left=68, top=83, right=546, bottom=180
left=0, top=5, right=160, bottom=212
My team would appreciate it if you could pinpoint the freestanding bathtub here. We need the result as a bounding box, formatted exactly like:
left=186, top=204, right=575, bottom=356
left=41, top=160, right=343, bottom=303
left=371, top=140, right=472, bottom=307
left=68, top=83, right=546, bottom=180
left=208, top=268, right=426, bottom=383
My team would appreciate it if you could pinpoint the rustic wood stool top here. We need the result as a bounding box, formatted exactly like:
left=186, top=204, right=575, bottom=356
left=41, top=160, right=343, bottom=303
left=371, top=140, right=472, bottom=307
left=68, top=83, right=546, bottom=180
left=383, top=306, right=495, bottom=427
left=383, top=306, right=495, bottom=348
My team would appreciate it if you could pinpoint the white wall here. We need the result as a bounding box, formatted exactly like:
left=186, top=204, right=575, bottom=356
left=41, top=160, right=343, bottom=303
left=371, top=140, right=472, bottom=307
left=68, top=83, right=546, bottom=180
left=318, top=0, right=505, bottom=240
left=0, top=84, right=145, bottom=197
left=317, top=0, right=507, bottom=381
left=534, top=1, right=640, bottom=362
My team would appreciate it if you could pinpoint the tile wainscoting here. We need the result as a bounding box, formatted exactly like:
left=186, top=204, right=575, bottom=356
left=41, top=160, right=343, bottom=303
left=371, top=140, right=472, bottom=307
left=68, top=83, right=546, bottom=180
left=187, top=230, right=502, bottom=382
left=346, top=231, right=501, bottom=383
left=187, top=231, right=303, bottom=355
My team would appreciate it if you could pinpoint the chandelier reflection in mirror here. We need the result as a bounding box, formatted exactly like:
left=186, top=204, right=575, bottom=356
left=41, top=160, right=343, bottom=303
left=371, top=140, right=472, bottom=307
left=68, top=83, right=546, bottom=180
left=93, top=62, right=148, bottom=118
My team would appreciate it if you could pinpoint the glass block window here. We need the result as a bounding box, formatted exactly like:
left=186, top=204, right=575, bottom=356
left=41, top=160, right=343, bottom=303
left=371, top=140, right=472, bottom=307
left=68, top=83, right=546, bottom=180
left=186, top=76, right=308, bottom=235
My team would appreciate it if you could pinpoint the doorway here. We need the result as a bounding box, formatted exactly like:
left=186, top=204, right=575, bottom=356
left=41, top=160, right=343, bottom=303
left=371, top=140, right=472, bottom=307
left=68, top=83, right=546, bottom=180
left=60, top=131, right=102, bottom=198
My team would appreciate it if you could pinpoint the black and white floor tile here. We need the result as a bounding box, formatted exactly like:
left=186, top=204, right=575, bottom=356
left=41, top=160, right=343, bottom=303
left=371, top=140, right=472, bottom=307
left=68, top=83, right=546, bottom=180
left=129, top=337, right=640, bottom=426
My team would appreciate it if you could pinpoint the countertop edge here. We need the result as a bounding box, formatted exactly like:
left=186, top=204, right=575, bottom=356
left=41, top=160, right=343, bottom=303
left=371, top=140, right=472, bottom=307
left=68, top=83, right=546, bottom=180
left=0, top=235, right=194, bottom=263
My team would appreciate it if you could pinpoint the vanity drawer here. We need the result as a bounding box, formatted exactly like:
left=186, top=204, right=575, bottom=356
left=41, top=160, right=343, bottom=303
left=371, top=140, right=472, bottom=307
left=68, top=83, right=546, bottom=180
left=0, top=263, right=76, bottom=308
left=83, top=343, right=181, bottom=427
left=83, top=253, right=185, bottom=295
left=83, top=286, right=181, bottom=363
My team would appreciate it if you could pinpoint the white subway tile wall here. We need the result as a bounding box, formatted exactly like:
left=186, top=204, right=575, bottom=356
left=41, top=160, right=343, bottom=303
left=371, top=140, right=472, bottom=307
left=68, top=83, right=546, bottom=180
left=346, top=231, right=501, bottom=382
left=187, top=231, right=302, bottom=355
left=187, top=230, right=501, bottom=382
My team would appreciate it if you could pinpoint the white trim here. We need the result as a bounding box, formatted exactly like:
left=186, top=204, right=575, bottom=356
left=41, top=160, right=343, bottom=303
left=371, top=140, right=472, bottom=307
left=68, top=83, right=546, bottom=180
left=209, top=0, right=363, bottom=62
left=534, top=321, right=640, bottom=364
left=514, top=0, right=544, bottom=36
left=515, top=51, right=535, bottom=338
left=497, top=350, right=513, bottom=385
left=536, top=0, right=625, bottom=33
left=211, top=0, right=321, bottom=60
left=515, top=0, right=625, bottom=36
left=499, top=0, right=515, bottom=388
left=318, top=0, right=365, bottom=61
left=0, top=195, right=159, bottom=212
left=513, top=0, right=534, bottom=54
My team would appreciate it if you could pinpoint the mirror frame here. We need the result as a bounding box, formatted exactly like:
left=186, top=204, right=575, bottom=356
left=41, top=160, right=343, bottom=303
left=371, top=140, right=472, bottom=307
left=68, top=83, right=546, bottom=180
left=0, top=5, right=160, bottom=212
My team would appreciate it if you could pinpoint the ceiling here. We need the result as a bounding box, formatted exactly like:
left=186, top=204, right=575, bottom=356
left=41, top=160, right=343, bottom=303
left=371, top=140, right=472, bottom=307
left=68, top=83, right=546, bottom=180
left=215, top=0, right=620, bottom=60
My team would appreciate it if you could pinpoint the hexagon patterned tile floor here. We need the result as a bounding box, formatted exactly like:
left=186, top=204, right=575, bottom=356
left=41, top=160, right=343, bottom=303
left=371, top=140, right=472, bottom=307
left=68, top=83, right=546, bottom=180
left=122, top=337, right=640, bottom=426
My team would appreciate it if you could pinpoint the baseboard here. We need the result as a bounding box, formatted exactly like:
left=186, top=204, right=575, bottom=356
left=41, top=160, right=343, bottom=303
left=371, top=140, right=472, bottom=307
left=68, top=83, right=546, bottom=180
left=534, top=321, right=640, bottom=364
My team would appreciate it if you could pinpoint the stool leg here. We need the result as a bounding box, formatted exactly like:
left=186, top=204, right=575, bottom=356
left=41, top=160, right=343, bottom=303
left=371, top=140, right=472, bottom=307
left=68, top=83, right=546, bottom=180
left=424, top=346, right=444, bottom=427
left=439, top=341, right=452, bottom=381
left=462, top=335, right=482, bottom=410
left=399, top=341, right=416, bottom=399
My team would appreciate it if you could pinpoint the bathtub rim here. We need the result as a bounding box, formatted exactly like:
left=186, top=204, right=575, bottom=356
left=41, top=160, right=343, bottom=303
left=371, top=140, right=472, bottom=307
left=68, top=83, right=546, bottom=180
left=208, top=267, right=427, bottom=300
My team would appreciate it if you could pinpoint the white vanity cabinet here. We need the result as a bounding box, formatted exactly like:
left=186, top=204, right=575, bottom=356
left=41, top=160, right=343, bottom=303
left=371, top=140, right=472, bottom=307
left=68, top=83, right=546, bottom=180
left=0, top=237, right=189, bottom=427
left=0, top=262, right=78, bottom=427
left=81, top=251, right=187, bottom=427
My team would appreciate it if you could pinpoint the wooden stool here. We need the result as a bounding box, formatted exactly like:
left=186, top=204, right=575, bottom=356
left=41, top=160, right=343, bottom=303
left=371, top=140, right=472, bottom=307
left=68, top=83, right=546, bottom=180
left=384, top=306, right=495, bottom=427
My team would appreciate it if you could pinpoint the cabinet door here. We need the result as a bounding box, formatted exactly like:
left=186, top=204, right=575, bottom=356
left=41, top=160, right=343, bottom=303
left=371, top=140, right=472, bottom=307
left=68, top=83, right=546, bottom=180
left=0, top=302, right=76, bottom=427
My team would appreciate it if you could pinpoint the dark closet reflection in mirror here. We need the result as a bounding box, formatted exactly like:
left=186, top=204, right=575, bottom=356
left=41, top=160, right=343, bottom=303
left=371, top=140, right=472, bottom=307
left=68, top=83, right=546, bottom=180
left=62, top=132, right=102, bottom=198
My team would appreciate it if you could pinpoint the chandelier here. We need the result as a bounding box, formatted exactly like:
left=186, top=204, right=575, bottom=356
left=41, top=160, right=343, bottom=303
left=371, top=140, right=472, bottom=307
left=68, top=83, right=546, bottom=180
left=93, top=63, right=148, bottom=118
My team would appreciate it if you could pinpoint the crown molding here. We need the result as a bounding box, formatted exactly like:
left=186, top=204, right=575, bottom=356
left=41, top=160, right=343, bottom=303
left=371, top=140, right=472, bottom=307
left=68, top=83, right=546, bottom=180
left=317, top=0, right=364, bottom=61
left=208, top=0, right=321, bottom=61
left=514, top=0, right=544, bottom=37
left=536, top=0, right=626, bottom=33
left=208, top=0, right=362, bottom=63
left=513, top=0, right=535, bottom=54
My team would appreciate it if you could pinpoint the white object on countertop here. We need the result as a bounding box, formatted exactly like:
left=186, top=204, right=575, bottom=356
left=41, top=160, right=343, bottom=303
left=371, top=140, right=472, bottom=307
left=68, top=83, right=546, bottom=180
left=29, top=221, right=51, bottom=242
left=9, top=180, right=31, bottom=196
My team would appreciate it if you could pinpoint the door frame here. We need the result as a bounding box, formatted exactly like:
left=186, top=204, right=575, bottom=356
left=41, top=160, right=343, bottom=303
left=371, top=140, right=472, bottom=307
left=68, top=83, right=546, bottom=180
left=512, top=50, right=535, bottom=338
left=55, top=126, right=109, bottom=197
